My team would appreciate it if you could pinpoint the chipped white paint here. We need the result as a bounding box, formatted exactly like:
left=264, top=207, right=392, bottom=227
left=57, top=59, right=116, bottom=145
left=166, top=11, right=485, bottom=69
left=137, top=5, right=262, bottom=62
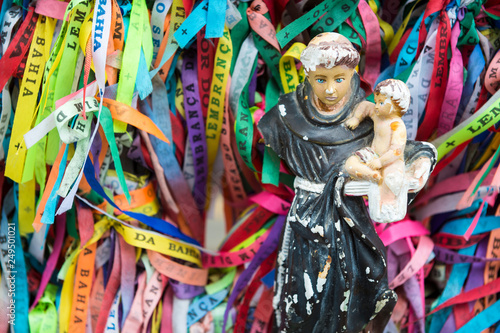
left=366, top=267, right=370, bottom=274
left=340, top=290, right=350, bottom=312
left=285, top=295, right=293, bottom=313
left=304, top=273, right=314, bottom=300
left=273, top=221, right=291, bottom=315
left=303, top=135, right=309, bottom=141
left=311, top=225, right=324, bottom=237
left=317, top=276, right=326, bottom=292
left=279, top=104, right=287, bottom=116
left=306, top=302, right=312, bottom=315
left=339, top=251, right=345, bottom=259
left=278, top=252, right=287, bottom=265
left=334, top=178, right=344, bottom=207
left=344, top=178, right=409, bottom=223
left=294, top=177, right=325, bottom=194
left=374, top=298, right=389, bottom=314
left=293, top=294, right=298, bottom=303
left=335, top=220, right=341, bottom=232
left=296, top=215, right=310, bottom=227
left=344, top=217, right=354, bottom=227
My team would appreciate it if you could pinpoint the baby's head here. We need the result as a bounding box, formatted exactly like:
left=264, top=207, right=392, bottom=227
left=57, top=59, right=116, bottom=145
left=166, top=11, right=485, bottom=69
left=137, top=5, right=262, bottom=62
left=300, top=33, right=360, bottom=74
left=373, top=79, right=410, bottom=117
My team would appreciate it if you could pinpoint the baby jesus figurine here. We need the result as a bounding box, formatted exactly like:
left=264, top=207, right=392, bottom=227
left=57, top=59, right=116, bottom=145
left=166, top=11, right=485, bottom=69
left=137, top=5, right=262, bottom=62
left=345, top=79, right=411, bottom=222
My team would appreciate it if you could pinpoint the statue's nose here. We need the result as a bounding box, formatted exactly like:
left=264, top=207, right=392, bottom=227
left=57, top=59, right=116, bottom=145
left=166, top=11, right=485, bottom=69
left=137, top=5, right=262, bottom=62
left=326, top=83, right=335, bottom=94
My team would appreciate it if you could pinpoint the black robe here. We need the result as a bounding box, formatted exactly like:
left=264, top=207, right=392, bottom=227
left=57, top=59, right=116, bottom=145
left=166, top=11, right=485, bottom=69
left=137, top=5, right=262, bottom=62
left=257, top=74, right=436, bottom=332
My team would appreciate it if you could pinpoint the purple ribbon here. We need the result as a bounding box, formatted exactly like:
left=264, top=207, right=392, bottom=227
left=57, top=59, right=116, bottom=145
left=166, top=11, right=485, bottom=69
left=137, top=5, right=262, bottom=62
left=248, top=66, right=257, bottom=107
left=90, top=121, right=103, bottom=176
left=170, top=280, right=205, bottom=299
left=127, top=135, right=149, bottom=170
left=182, top=49, right=208, bottom=213
left=433, top=245, right=500, bottom=264
left=441, top=314, right=456, bottom=333
left=223, top=215, right=286, bottom=332
left=104, top=230, right=116, bottom=287
left=464, top=239, right=487, bottom=310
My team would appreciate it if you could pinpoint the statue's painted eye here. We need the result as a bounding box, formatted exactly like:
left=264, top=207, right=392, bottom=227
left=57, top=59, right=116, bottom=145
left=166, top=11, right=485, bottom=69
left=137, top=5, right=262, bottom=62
left=336, top=78, right=344, bottom=83
left=316, top=78, right=325, bottom=84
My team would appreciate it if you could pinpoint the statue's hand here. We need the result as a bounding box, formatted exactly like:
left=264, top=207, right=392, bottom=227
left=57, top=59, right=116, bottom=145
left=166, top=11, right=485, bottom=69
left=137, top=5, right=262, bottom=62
left=346, top=117, right=360, bottom=130
left=406, top=156, right=432, bottom=192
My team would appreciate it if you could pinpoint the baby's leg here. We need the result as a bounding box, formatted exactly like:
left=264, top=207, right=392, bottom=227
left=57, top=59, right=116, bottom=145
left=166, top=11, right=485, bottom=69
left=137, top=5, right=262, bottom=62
left=345, top=155, right=382, bottom=182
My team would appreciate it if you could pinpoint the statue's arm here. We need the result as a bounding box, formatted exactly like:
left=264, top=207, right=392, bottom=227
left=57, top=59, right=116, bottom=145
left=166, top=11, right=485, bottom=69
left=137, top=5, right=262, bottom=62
left=257, top=107, right=286, bottom=159
left=404, top=141, right=437, bottom=194
left=346, top=101, right=374, bottom=129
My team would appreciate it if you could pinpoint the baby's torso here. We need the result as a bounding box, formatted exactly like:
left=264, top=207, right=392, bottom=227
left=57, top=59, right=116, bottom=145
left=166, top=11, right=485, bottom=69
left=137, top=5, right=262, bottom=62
left=370, top=117, right=406, bottom=158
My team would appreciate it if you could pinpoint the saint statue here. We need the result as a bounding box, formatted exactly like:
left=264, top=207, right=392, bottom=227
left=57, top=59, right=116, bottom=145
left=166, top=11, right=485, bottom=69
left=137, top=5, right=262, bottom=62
left=257, top=33, right=436, bottom=332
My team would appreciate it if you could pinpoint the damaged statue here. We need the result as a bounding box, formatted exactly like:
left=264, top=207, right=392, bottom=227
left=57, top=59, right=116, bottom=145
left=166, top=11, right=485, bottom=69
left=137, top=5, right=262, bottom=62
left=257, top=32, right=436, bottom=332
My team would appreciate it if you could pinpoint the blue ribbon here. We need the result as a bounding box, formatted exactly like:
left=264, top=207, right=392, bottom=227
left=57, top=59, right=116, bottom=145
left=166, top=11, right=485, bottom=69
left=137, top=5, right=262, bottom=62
left=205, top=0, right=226, bottom=38
left=136, top=49, right=153, bottom=100
left=456, top=298, right=500, bottom=333
left=261, top=269, right=275, bottom=288
left=10, top=186, right=30, bottom=332
left=41, top=145, right=69, bottom=224
left=174, top=0, right=209, bottom=48
left=429, top=245, right=477, bottom=333
left=186, top=288, right=229, bottom=327
left=455, top=44, right=485, bottom=126
left=0, top=0, right=13, bottom=35
left=138, top=98, right=205, bottom=242
left=440, top=216, right=500, bottom=235
left=82, top=157, right=200, bottom=245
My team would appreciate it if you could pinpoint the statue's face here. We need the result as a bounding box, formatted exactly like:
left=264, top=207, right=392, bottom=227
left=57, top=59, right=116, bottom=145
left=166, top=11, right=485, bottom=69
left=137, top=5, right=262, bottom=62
left=374, top=92, right=400, bottom=117
left=307, top=65, right=355, bottom=107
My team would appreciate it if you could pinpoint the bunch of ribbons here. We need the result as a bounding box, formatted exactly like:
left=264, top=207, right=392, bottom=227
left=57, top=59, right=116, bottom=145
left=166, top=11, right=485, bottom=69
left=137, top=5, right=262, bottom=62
left=1, top=0, right=500, bottom=331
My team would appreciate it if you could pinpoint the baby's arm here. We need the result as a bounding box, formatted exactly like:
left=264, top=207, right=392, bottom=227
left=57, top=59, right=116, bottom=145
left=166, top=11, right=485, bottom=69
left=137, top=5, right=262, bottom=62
left=346, top=101, right=374, bottom=129
left=368, top=120, right=407, bottom=170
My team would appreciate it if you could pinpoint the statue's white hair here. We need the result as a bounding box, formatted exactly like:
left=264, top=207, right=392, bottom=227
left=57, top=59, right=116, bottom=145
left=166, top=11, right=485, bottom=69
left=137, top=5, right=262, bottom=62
left=375, top=79, right=411, bottom=114
left=300, top=43, right=360, bottom=74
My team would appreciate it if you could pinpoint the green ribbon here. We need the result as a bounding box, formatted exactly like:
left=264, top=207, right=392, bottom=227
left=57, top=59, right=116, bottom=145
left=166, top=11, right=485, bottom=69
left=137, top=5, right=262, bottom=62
left=310, top=0, right=359, bottom=37
left=100, top=106, right=131, bottom=202
left=230, top=2, right=250, bottom=74
left=235, top=58, right=258, bottom=171
left=66, top=204, right=79, bottom=241
left=261, top=79, right=281, bottom=185
left=29, top=283, right=58, bottom=333
left=458, top=12, right=479, bottom=47
left=205, top=268, right=237, bottom=294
